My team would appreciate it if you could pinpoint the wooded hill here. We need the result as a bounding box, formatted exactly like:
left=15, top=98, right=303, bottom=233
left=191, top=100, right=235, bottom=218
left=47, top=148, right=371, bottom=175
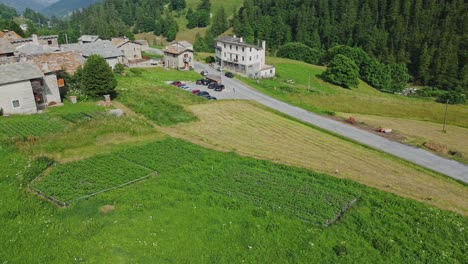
left=232, top=0, right=467, bottom=92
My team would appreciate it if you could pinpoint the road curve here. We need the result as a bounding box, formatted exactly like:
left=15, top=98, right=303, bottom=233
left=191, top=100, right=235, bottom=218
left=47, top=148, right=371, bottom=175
left=193, top=62, right=468, bottom=183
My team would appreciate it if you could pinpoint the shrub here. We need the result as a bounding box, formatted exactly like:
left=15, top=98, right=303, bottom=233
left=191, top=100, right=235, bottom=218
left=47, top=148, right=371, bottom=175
left=205, top=56, right=215, bottom=64
left=322, top=54, right=360, bottom=88
left=113, top=63, right=125, bottom=75
left=277, top=42, right=323, bottom=65
left=436, top=91, right=466, bottom=104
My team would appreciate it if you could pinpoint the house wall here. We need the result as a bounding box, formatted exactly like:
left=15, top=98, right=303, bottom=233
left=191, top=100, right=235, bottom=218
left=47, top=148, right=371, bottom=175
left=260, top=67, right=276, bottom=78
left=164, top=51, right=193, bottom=69
left=39, top=38, right=59, bottom=48
left=121, top=42, right=142, bottom=61
left=178, top=51, right=193, bottom=69
left=216, top=41, right=265, bottom=69
left=0, top=80, right=37, bottom=115
left=43, top=74, right=62, bottom=104
left=104, top=57, right=125, bottom=69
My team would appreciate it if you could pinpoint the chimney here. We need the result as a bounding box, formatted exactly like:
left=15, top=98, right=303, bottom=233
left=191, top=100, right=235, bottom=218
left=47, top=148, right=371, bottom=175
left=239, top=37, right=243, bottom=43
left=262, top=40, right=266, bottom=50
left=32, top=34, right=39, bottom=44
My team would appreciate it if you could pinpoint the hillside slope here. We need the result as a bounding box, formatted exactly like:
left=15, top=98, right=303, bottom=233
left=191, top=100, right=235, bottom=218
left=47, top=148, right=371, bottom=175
left=41, top=0, right=101, bottom=17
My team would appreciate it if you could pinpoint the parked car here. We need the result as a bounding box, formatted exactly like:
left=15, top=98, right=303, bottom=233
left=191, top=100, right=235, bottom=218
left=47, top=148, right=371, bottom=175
left=214, top=85, right=225, bottom=91
left=191, top=89, right=200, bottom=94
left=195, top=91, right=209, bottom=96
left=208, top=82, right=217, bottom=89
left=171, top=81, right=182, bottom=86
left=207, top=96, right=217, bottom=100
left=201, top=79, right=211, bottom=85
left=225, top=72, right=234, bottom=78
left=200, top=70, right=208, bottom=76
left=196, top=79, right=203, bottom=85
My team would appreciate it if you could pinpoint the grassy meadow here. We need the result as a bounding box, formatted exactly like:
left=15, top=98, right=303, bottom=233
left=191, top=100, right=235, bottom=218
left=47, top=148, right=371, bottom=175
left=240, top=57, right=468, bottom=128
left=1, top=67, right=467, bottom=262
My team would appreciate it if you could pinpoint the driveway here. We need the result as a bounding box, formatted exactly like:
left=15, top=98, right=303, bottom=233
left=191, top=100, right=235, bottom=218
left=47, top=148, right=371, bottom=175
left=192, top=61, right=468, bottom=183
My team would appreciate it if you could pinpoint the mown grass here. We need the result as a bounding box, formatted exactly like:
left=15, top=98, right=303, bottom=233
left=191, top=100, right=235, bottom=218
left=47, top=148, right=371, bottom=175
left=116, top=68, right=207, bottom=126
left=240, top=57, right=468, bottom=127
left=337, top=112, right=468, bottom=164
left=163, top=101, right=468, bottom=215
left=0, top=139, right=467, bottom=263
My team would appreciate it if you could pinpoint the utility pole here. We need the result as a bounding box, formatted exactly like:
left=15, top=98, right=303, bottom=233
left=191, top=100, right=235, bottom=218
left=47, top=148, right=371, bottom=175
left=65, top=33, right=68, bottom=44
left=443, top=99, right=449, bottom=133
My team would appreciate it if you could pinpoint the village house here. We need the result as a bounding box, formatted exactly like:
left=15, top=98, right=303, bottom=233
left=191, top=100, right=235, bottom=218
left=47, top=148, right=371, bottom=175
left=0, top=39, right=16, bottom=58
left=78, top=35, right=101, bottom=44
left=215, top=36, right=275, bottom=78
left=0, top=62, right=62, bottom=115
left=61, top=40, right=125, bottom=69
left=111, top=37, right=142, bottom=62
left=163, top=41, right=193, bottom=70
left=11, top=34, right=59, bottom=48
left=134, top=39, right=150, bottom=51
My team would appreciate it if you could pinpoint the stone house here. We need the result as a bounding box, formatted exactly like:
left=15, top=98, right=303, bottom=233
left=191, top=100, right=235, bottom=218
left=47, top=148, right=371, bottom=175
left=61, top=40, right=125, bottom=69
left=111, top=37, right=142, bottom=62
left=11, top=34, right=59, bottom=48
left=215, top=36, right=275, bottom=78
left=0, top=62, right=62, bottom=115
left=163, top=41, right=193, bottom=69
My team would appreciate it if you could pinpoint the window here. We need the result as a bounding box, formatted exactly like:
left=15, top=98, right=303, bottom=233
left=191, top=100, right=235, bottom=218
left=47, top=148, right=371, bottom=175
left=250, top=48, right=252, bottom=52
left=236, top=46, right=238, bottom=51
left=242, top=56, right=244, bottom=61
left=224, top=44, right=226, bottom=48
left=224, top=52, right=226, bottom=57
left=12, top=100, right=20, bottom=108
left=230, top=45, right=232, bottom=49
left=249, top=56, right=252, bottom=61
left=47, top=40, right=52, bottom=45
left=242, top=47, right=244, bottom=52
left=270, top=69, right=273, bottom=74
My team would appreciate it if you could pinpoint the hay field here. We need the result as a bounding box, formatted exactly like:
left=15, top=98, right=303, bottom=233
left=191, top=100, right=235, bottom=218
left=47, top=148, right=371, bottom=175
left=163, top=101, right=468, bottom=215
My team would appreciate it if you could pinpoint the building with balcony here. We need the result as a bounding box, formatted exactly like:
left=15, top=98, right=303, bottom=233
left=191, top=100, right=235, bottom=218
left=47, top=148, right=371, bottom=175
left=215, top=36, right=275, bottom=78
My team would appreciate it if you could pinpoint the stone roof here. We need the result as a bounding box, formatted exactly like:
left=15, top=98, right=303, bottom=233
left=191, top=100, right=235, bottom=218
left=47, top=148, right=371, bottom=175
left=62, top=40, right=124, bottom=59
left=78, top=35, right=100, bottom=43
left=217, top=36, right=262, bottom=50
left=0, top=62, right=44, bottom=85
left=16, top=43, right=60, bottom=55
left=164, top=41, right=193, bottom=55
left=0, top=39, right=16, bottom=54
left=11, top=35, right=58, bottom=44
left=0, top=31, right=22, bottom=41
left=134, top=40, right=149, bottom=46
left=28, top=51, right=84, bottom=74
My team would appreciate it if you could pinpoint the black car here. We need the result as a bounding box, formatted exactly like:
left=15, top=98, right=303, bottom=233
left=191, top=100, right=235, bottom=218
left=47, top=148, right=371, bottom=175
left=196, top=79, right=203, bottom=85
left=195, top=91, right=209, bottom=96
left=214, top=84, right=225, bottom=91
left=207, top=82, right=218, bottom=89
left=201, top=79, right=211, bottom=85
left=225, top=72, right=234, bottom=78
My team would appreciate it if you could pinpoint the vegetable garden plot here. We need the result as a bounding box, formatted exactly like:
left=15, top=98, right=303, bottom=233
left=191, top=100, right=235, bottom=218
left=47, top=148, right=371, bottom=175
left=0, top=111, right=104, bottom=139
left=32, top=155, right=155, bottom=203
left=0, top=116, right=66, bottom=138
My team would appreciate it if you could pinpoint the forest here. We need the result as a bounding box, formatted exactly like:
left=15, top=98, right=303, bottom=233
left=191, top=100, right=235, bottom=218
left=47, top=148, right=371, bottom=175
left=232, top=0, right=467, bottom=93
left=1, top=0, right=467, bottom=94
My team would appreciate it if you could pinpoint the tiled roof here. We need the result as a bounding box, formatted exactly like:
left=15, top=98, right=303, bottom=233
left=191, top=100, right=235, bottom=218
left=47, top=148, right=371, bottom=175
left=0, top=39, right=16, bottom=54
left=28, top=51, right=84, bottom=74
left=78, top=35, right=100, bottom=42
left=16, top=43, right=60, bottom=55
left=0, top=62, right=44, bottom=85
left=62, top=40, right=124, bottom=59
left=0, top=31, right=22, bottom=41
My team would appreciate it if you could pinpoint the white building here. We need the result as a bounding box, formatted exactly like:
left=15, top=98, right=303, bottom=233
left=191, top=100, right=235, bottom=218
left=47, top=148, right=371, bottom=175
left=111, top=37, right=143, bottom=62
left=0, top=62, right=61, bottom=115
left=215, top=36, right=275, bottom=78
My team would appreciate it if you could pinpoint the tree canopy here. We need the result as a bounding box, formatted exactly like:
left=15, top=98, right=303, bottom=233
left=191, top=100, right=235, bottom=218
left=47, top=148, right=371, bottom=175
left=322, top=55, right=360, bottom=89
left=81, top=55, right=117, bottom=97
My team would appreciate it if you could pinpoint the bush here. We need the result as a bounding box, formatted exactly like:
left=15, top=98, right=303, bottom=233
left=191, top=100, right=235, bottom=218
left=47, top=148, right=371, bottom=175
left=205, top=56, right=215, bottom=64
left=114, top=63, right=125, bottom=75
left=322, top=54, right=360, bottom=88
left=436, top=91, right=466, bottom=104
left=277, top=42, right=323, bottom=65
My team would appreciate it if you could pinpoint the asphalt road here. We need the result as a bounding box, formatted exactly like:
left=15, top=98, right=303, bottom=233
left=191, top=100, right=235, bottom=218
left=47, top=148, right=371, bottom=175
left=192, top=61, right=468, bottom=183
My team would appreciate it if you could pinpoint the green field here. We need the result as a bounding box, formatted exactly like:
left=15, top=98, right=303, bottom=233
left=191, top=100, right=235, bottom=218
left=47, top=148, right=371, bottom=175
left=1, top=66, right=467, bottom=263
left=240, top=57, right=468, bottom=128
left=1, top=138, right=467, bottom=263
left=116, top=68, right=206, bottom=126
